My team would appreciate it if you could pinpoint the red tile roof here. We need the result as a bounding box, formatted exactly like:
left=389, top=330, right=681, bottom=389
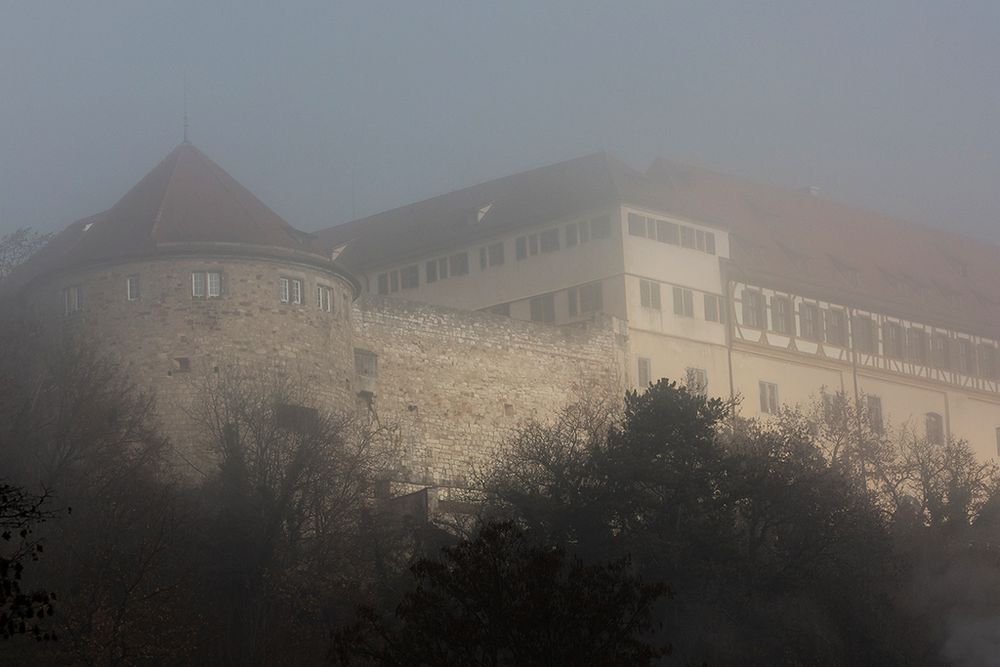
left=5, top=143, right=347, bottom=295
left=317, top=152, right=687, bottom=272
left=646, top=157, right=1000, bottom=338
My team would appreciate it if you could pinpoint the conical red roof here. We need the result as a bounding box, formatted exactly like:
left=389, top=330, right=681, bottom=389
left=5, top=143, right=340, bottom=295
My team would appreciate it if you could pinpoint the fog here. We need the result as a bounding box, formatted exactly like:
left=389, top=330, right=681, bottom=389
left=5, top=3, right=1000, bottom=666
left=3, top=2, right=1000, bottom=241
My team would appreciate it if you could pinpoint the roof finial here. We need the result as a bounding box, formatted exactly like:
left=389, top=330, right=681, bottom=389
left=182, top=74, right=190, bottom=144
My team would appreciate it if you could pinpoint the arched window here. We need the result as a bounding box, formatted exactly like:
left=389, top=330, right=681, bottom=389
left=925, top=412, right=944, bottom=445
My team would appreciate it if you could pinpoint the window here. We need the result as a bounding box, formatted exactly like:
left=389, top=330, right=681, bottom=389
left=568, top=287, right=578, bottom=317
left=539, top=229, right=559, bottom=253
left=316, top=285, right=333, bottom=312
left=825, top=309, right=848, bottom=346
left=742, top=290, right=766, bottom=329
left=925, top=412, right=944, bottom=445
left=376, top=273, right=389, bottom=295
left=696, top=229, right=706, bottom=251
left=589, top=215, right=611, bottom=239
left=978, top=344, right=997, bottom=380
left=628, top=213, right=647, bottom=237
left=579, top=282, right=603, bottom=314
left=799, top=303, right=821, bottom=340
left=705, top=232, right=716, bottom=255
left=515, top=236, right=528, bottom=260
left=528, top=234, right=539, bottom=256
left=290, top=279, right=302, bottom=304
left=770, top=296, right=793, bottom=334
left=449, top=253, right=469, bottom=277
left=193, top=272, right=221, bottom=299
left=655, top=219, right=679, bottom=245
left=173, top=357, right=190, bottom=373
left=673, top=287, right=694, bottom=317
left=906, top=329, right=929, bottom=365
left=956, top=339, right=976, bottom=375
left=193, top=272, right=206, bottom=298
left=62, top=285, right=83, bottom=315
left=400, top=265, right=419, bottom=289
left=578, top=219, right=591, bottom=243
left=486, top=242, right=504, bottom=267
left=566, top=223, right=578, bottom=247
left=680, top=226, right=697, bottom=249
left=426, top=259, right=438, bottom=283
left=208, top=272, right=221, bottom=298
left=882, top=322, right=905, bottom=359
left=759, top=381, right=779, bottom=415
left=640, top=280, right=661, bottom=310
left=279, top=277, right=293, bottom=303
left=637, top=357, right=652, bottom=388
left=704, top=294, right=723, bottom=323
left=867, top=395, right=884, bottom=434
left=126, top=275, right=140, bottom=301
left=685, top=368, right=708, bottom=395
left=529, top=294, right=555, bottom=323
left=932, top=334, right=950, bottom=369
left=354, top=349, right=377, bottom=378
left=376, top=271, right=400, bottom=294
left=852, top=316, right=876, bottom=354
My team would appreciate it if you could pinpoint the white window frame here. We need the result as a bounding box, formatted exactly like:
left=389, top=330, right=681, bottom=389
left=279, top=277, right=290, bottom=303
left=192, top=272, right=206, bottom=298
left=291, top=279, right=302, bottom=304
left=207, top=272, right=221, bottom=298
left=126, top=275, right=140, bottom=301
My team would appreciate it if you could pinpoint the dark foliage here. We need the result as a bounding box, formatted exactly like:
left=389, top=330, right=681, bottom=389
left=332, top=521, right=668, bottom=666
left=0, top=483, right=57, bottom=642
left=481, top=380, right=920, bottom=665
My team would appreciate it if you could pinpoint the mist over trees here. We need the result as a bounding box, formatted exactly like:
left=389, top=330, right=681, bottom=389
left=1, top=288, right=1000, bottom=664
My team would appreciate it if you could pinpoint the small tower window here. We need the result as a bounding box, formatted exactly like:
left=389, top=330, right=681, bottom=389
left=192, top=272, right=222, bottom=298
left=126, top=275, right=140, bottom=301
left=62, top=285, right=83, bottom=315
left=355, top=349, right=378, bottom=378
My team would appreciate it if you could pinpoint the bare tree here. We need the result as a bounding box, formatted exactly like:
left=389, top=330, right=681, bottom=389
left=190, top=362, right=399, bottom=664
left=0, top=321, right=197, bottom=664
left=0, top=227, right=50, bottom=283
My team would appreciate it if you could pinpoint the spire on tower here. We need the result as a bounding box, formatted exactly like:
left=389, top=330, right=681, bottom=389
left=182, top=75, right=190, bottom=143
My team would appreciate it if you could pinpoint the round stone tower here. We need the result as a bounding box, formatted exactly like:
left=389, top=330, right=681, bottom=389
left=6, top=142, right=360, bottom=475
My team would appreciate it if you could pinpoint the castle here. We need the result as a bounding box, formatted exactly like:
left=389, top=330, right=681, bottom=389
left=5, top=141, right=1000, bottom=495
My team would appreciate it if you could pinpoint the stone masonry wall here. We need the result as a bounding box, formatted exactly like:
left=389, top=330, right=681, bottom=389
left=352, top=296, right=629, bottom=489
left=27, top=255, right=357, bottom=476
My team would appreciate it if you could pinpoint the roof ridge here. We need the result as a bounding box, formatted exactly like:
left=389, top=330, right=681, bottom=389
left=149, top=145, right=184, bottom=242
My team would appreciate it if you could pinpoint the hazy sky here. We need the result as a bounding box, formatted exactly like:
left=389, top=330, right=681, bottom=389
left=2, top=1, right=999, bottom=243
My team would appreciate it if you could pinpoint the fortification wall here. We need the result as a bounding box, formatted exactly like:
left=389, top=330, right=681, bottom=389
left=25, top=255, right=357, bottom=475
left=352, top=296, right=629, bottom=488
